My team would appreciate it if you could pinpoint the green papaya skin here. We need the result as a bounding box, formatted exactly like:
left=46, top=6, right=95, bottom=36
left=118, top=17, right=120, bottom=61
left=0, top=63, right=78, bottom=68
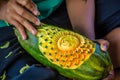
left=14, top=23, right=113, bottom=80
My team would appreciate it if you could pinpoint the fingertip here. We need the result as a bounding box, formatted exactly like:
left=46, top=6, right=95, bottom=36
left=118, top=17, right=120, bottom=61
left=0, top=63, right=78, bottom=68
left=22, top=35, right=27, bottom=40
left=21, top=31, right=27, bottom=40
left=33, top=9, right=40, bottom=16
left=95, top=39, right=110, bottom=51
left=33, top=10, right=38, bottom=15
left=101, top=44, right=107, bottom=52
left=37, top=10, right=40, bottom=16
left=32, top=29, right=37, bottom=35
left=35, top=18, right=40, bottom=25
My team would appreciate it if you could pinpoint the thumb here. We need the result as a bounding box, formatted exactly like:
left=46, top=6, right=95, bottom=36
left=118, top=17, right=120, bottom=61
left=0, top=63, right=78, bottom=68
left=95, top=39, right=110, bottom=51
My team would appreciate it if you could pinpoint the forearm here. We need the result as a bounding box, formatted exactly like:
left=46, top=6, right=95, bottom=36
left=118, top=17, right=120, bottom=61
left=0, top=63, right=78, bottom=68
left=66, top=0, right=95, bottom=40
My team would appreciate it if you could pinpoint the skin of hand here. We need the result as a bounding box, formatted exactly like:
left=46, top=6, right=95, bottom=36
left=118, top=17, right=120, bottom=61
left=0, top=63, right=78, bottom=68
left=97, top=39, right=115, bottom=80
left=0, top=0, right=40, bottom=40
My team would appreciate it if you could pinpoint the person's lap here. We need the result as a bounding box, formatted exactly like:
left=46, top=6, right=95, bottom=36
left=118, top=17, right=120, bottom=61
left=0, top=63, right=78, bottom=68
left=95, top=0, right=120, bottom=68
left=0, top=2, right=71, bottom=80
left=1, top=0, right=120, bottom=80
left=0, top=26, right=69, bottom=80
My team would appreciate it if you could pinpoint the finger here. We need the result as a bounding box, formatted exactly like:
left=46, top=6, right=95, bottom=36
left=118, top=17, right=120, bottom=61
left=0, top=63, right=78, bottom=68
left=102, top=69, right=114, bottom=80
left=12, top=3, right=40, bottom=25
left=4, top=9, right=27, bottom=40
left=26, top=1, right=40, bottom=16
left=8, top=18, right=27, bottom=40
left=12, top=12, right=37, bottom=35
left=16, top=0, right=40, bottom=15
left=96, top=39, right=110, bottom=51
left=102, top=66, right=114, bottom=80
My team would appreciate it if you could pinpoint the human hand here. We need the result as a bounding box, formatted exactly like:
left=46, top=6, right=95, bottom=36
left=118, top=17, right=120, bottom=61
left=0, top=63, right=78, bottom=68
left=0, top=0, right=40, bottom=40
left=96, top=39, right=114, bottom=80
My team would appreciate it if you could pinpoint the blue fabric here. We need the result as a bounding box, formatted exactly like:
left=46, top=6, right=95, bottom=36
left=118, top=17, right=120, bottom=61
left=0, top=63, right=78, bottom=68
left=0, top=20, right=9, bottom=28
left=1, top=0, right=120, bottom=79
left=95, top=0, right=120, bottom=38
left=0, top=26, right=68, bottom=80
left=0, top=2, right=71, bottom=79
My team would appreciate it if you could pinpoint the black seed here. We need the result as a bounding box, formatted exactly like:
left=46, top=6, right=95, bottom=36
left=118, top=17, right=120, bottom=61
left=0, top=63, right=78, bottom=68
left=43, top=52, right=46, bottom=54
left=39, top=42, right=42, bottom=45
left=49, top=53, right=52, bottom=55
left=66, top=55, right=68, bottom=57
left=45, top=39, right=48, bottom=41
left=51, top=47, right=54, bottom=50
left=49, top=41, right=52, bottom=44
left=81, top=59, right=85, bottom=61
left=60, top=64, right=63, bottom=67
left=74, top=58, right=77, bottom=59
left=75, top=63, right=78, bottom=65
left=62, top=60, right=65, bottom=62
left=45, top=46, right=48, bottom=48
left=88, top=51, right=91, bottom=53
left=48, top=33, right=50, bottom=35
left=81, top=52, right=84, bottom=54
left=40, top=35, right=43, bottom=37
left=50, top=59, right=53, bottom=62
left=56, top=59, right=59, bottom=61
left=76, top=50, right=78, bottom=53
left=55, top=52, right=57, bottom=54
left=53, top=32, right=56, bottom=34
left=70, top=60, right=72, bottom=62
left=58, top=29, right=61, bottom=31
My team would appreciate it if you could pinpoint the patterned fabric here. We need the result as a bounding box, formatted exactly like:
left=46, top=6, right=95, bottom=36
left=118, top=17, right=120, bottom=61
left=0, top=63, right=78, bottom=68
left=1, top=0, right=120, bottom=79
left=0, top=2, right=70, bottom=80
left=0, top=26, right=68, bottom=80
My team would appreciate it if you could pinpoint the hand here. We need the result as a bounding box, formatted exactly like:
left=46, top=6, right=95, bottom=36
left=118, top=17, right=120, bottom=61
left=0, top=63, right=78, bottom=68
left=96, top=39, right=115, bottom=80
left=0, top=0, right=40, bottom=40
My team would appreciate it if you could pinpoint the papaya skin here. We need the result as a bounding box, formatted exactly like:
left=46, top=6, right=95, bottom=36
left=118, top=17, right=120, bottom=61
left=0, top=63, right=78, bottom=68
left=14, top=23, right=113, bottom=80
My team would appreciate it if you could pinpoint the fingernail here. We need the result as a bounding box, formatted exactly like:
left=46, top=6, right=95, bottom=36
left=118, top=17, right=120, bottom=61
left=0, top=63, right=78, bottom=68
left=32, top=29, right=37, bottom=35
left=36, top=19, right=40, bottom=25
left=33, top=9, right=40, bottom=16
left=33, top=9, right=38, bottom=15
left=37, top=10, right=40, bottom=15
left=23, top=36, right=26, bottom=40
left=101, top=44, right=107, bottom=51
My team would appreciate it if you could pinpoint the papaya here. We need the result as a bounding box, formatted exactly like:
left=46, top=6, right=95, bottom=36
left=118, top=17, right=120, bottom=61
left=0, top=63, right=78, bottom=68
left=15, top=23, right=113, bottom=80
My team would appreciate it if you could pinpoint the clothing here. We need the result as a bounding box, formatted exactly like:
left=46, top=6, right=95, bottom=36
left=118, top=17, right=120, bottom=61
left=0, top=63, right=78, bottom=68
left=0, top=0, right=120, bottom=80
left=0, top=2, right=70, bottom=80
left=33, top=0, right=63, bottom=20
left=95, top=0, right=120, bottom=38
left=0, top=27, right=68, bottom=80
left=0, top=0, right=63, bottom=28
